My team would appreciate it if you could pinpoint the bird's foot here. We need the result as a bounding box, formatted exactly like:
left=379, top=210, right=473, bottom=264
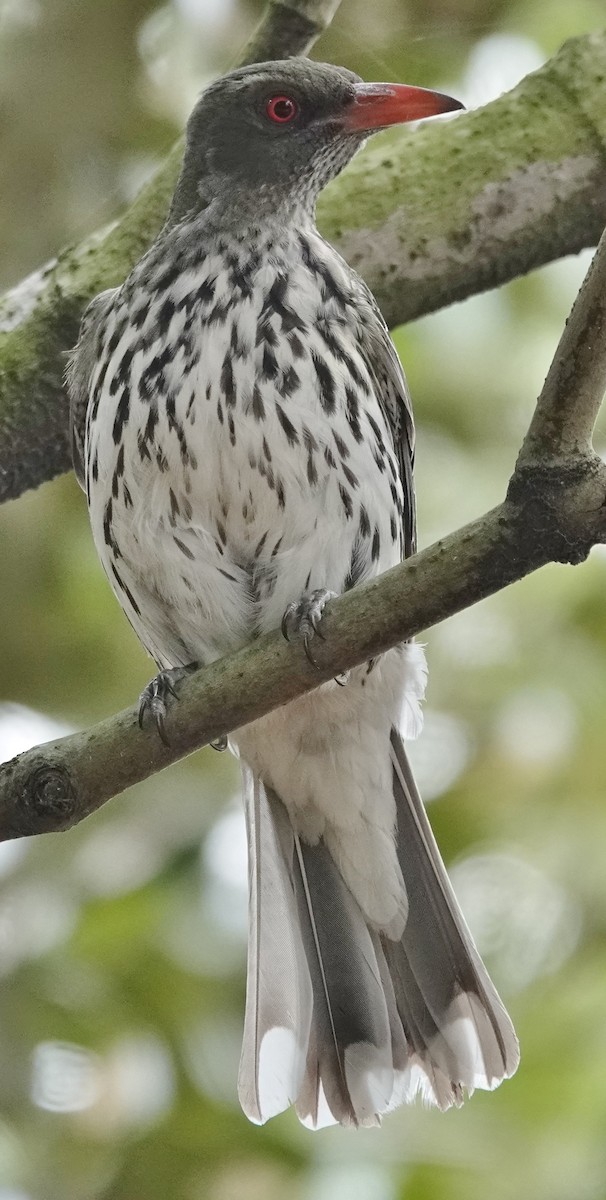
left=138, top=663, right=198, bottom=746
left=210, top=735, right=228, bottom=752
left=281, top=588, right=337, bottom=667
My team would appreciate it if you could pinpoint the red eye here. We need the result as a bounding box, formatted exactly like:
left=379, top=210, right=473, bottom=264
left=266, top=95, right=298, bottom=124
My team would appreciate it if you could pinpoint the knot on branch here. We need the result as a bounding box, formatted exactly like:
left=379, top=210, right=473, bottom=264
left=21, top=760, right=78, bottom=833
left=507, top=454, right=606, bottom=565
left=0, top=754, right=81, bottom=840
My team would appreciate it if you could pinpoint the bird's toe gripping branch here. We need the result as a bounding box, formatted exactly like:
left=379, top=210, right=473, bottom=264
left=281, top=588, right=338, bottom=667
left=138, top=663, right=198, bottom=746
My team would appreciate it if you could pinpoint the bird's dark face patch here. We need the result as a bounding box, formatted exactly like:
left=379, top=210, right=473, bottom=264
left=194, top=59, right=360, bottom=143
left=178, top=60, right=364, bottom=214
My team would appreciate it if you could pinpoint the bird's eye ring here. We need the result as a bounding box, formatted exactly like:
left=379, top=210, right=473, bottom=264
left=266, top=95, right=298, bottom=124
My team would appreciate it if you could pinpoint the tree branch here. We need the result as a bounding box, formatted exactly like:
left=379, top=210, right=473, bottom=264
left=2, top=29, right=606, bottom=501
left=520, top=221, right=606, bottom=463
left=238, top=0, right=342, bottom=66
left=2, top=227, right=606, bottom=841
left=328, top=31, right=606, bottom=328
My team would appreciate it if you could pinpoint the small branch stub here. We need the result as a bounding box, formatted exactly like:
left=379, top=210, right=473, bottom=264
left=0, top=757, right=79, bottom=839
left=26, top=763, right=77, bottom=826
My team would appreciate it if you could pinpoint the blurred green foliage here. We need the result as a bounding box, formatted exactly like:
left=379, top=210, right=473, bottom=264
left=2, top=0, right=606, bottom=1197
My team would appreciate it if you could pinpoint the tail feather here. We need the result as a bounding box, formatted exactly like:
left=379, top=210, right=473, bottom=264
left=237, top=732, right=519, bottom=1127
left=237, top=767, right=312, bottom=1124
left=376, top=929, right=467, bottom=1109
left=388, top=729, right=519, bottom=1094
left=292, top=835, right=393, bottom=1127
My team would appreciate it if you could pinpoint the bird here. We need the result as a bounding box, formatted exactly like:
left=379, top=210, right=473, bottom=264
left=68, top=57, right=519, bottom=1128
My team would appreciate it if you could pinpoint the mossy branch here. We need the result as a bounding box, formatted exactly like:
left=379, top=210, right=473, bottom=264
left=2, top=29, right=606, bottom=500
left=2, top=224, right=606, bottom=840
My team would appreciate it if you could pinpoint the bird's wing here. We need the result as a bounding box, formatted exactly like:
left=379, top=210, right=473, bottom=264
left=352, top=280, right=417, bottom=558
left=65, top=288, right=117, bottom=491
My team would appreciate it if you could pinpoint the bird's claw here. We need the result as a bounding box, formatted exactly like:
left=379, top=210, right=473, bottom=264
left=138, top=663, right=198, bottom=746
left=335, top=671, right=350, bottom=687
left=210, top=735, right=228, bottom=752
left=281, top=589, right=337, bottom=667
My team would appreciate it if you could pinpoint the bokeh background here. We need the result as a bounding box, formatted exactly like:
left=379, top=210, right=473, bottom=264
left=2, top=1, right=606, bottom=1197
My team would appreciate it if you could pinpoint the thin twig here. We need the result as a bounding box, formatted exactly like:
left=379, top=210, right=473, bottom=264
left=520, top=224, right=606, bottom=463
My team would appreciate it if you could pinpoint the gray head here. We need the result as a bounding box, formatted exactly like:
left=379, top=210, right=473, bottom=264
left=169, top=58, right=463, bottom=226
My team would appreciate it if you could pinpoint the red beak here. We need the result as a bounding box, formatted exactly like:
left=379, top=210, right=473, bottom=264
left=342, top=82, right=464, bottom=131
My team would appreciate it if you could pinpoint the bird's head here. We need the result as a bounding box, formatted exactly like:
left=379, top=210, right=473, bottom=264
left=170, top=58, right=463, bottom=226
